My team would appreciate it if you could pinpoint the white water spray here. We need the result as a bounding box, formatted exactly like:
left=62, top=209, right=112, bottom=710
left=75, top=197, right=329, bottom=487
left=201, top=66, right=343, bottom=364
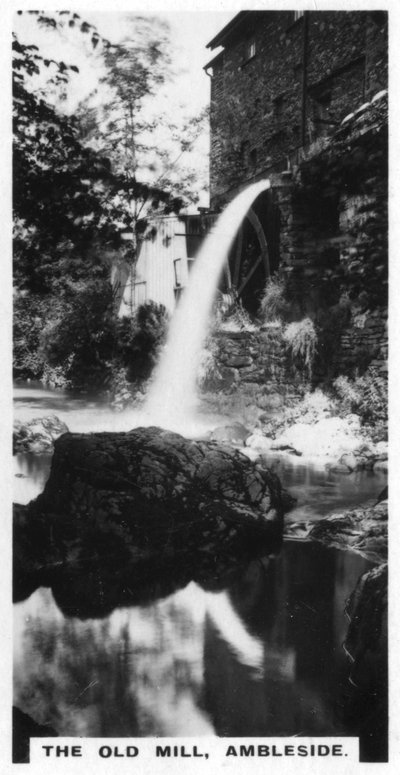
left=144, top=179, right=271, bottom=429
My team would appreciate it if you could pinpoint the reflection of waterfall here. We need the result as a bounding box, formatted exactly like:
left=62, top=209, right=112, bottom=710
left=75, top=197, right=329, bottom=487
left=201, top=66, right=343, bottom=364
left=14, top=544, right=373, bottom=742
left=145, top=180, right=271, bottom=426
left=205, top=591, right=264, bottom=673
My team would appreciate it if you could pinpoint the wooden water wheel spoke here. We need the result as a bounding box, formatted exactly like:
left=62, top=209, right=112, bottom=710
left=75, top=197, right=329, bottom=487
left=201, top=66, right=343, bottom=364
left=246, top=208, right=271, bottom=276
left=237, top=255, right=263, bottom=296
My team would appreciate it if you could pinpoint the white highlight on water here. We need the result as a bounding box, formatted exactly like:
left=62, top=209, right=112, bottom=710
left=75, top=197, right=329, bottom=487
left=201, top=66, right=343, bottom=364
left=144, top=179, right=271, bottom=430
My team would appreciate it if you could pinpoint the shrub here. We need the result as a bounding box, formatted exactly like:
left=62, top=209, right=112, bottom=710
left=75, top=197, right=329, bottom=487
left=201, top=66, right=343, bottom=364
left=283, top=317, right=317, bottom=378
left=332, top=375, right=361, bottom=409
left=258, top=277, right=288, bottom=323
left=115, top=301, right=169, bottom=382
left=13, top=293, right=48, bottom=380
left=41, top=279, right=116, bottom=390
left=107, top=365, right=134, bottom=411
left=356, top=368, right=387, bottom=424
left=41, top=362, right=72, bottom=390
left=333, top=367, right=388, bottom=427
left=214, top=294, right=257, bottom=332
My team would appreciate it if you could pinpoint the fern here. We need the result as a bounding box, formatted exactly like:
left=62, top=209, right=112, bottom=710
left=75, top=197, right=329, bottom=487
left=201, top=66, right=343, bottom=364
left=283, top=318, right=317, bottom=378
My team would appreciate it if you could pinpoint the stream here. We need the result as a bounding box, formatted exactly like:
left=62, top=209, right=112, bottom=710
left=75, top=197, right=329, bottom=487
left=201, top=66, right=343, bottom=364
left=13, top=384, right=387, bottom=757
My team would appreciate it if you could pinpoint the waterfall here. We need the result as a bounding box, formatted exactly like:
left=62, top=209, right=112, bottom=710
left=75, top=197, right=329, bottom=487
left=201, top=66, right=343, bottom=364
left=144, top=179, right=271, bottom=429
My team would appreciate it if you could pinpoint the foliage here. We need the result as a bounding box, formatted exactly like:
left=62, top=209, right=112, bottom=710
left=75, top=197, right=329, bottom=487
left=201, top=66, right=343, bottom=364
left=13, top=18, right=124, bottom=295
left=13, top=293, right=48, bottom=379
left=314, top=294, right=352, bottom=380
left=41, top=274, right=117, bottom=390
left=13, top=11, right=194, bottom=391
left=41, top=363, right=72, bottom=390
left=75, top=14, right=208, bottom=249
left=333, top=368, right=388, bottom=427
left=115, top=302, right=169, bottom=383
left=258, top=276, right=288, bottom=323
left=216, top=298, right=257, bottom=332
left=107, top=366, right=134, bottom=411
left=283, top=318, right=318, bottom=378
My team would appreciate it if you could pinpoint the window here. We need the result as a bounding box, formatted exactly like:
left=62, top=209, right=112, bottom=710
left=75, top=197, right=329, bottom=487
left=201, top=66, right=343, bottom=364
left=312, top=90, right=332, bottom=121
left=294, top=11, right=304, bottom=21
left=243, top=39, right=256, bottom=63
left=311, top=89, right=334, bottom=137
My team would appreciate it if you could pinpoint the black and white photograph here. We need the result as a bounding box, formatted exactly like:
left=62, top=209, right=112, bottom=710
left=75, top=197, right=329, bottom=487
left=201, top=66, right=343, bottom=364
left=7, top=0, right=393, bottom=770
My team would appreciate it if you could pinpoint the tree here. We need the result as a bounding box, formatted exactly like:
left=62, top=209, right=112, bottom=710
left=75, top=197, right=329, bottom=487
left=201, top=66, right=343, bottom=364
left=75, top=14, right=209, bottom=311
left=12, top=11, right=200, bottom=386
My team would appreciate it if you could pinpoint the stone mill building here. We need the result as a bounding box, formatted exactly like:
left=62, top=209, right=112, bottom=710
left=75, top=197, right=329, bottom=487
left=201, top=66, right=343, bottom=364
left=203, top=9, right=388, bottom=386
left=118, top=10, right=388, bottom=387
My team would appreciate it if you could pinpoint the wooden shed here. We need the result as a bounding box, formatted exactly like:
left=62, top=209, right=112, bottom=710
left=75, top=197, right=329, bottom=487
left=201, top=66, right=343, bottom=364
left=116, top=213, right=217, bottom=316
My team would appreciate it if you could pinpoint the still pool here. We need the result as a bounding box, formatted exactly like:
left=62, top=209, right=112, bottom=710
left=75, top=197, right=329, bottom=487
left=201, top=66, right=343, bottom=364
left=13, top=384, right=387, bottom=761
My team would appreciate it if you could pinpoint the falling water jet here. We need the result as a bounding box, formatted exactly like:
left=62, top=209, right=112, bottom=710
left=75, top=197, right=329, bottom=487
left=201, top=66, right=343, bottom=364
left=143, top=179, right=271, bottom=432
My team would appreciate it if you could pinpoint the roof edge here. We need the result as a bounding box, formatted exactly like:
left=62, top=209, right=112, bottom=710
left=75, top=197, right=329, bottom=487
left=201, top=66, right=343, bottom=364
left=206, top=11, right=250, bottom=50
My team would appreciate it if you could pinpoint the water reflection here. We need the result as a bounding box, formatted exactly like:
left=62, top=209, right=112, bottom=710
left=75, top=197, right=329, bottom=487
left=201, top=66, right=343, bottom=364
left=262, top=455, right=387, bottom=522
left=14, top=541, right=384, bottom=759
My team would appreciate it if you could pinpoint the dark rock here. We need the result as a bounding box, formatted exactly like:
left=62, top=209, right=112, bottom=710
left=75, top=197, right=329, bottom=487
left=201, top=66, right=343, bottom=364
left=38, top=427, right=283, bottom=527
left=376, top=485, right=388, bottom=504
left=13, top=706, right=58, bottom=763
left=307, top=501, right=387, bottom=563
left=13, top=427, right=285, bottom=614
left=13, top=415, right=69, bottom=454
left=343, top=563, right=388, bottom=762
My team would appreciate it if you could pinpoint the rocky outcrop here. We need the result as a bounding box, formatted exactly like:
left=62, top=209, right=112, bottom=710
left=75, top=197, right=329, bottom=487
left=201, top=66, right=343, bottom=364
left=285, top=500, right=387, bottom=564
left=284, top=499, right=388, bottom=760
left=307, top=501, right=387, bottom=563
left=14, top=426, right=285, bottom=613
left=343, top=563, right=388, bottom=762
left=13, top=415, right=69, bottom=454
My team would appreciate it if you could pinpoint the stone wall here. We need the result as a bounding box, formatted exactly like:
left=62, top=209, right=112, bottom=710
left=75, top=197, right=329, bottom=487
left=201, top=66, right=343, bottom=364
left=208, top=327, right=303, bottom=406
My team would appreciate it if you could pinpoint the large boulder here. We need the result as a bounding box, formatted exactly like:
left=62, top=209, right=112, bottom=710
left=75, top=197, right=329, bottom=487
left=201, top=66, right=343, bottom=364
left=343, top=563, right=388, bottom=762
left=14, top=427, right=285, bottom=614
left=13, top=415, right=69, bottom=454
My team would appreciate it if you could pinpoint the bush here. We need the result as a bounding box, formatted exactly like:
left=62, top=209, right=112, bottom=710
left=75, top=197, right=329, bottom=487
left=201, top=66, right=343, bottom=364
left=283, top=317, right=317, bottom=378
left=13, top=293, right=48, bottom=379
left=41, top=278, right=117, bottom=390
left=115, top=301, right=169, bottom=382
left=333, top=367, right=388, bottom=427
left=258, top=277, right=288, bottom=323
left=107, top=365, right=134, bottom=411
left=41, top=362, right=72, bottom=389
